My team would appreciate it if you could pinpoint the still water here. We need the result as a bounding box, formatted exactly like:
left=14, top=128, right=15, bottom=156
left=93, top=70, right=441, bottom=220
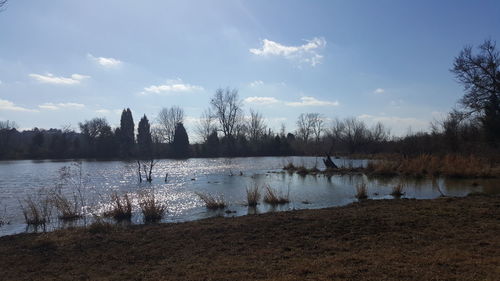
left=0, top=157, right=498, bottom=236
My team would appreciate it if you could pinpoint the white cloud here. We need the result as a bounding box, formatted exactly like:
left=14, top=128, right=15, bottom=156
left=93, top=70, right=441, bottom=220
left=95, top=109, right=123, bottom=115
left=87, top=54, right=122, bottom=68
left=140, top=79, right=204, bottom=95
left=249, top=80, right=264, bottom=87
left=244, top=96, right=280, bottom=105
left=38, top=102, right=85, bottom=110
left=285, top=96, right=339, bottom=107
left=250, top=37, right=326, bottom=66
left=0, top=98, right=36, bottom=112
left=29, top=73, right=90, bottom=85
left=96, top=109, right=110, bottom=114
left=373, top=88, right=385, bottom=94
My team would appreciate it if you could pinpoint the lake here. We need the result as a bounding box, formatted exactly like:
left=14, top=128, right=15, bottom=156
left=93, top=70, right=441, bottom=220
left=0, top=156, right=498, bottom=236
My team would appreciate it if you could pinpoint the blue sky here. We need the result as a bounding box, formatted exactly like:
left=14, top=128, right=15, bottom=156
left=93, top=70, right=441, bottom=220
left=1, top=0, right=499, bottom=139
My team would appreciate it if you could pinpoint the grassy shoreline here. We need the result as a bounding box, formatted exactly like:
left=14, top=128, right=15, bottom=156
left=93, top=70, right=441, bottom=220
left=0, top=195, right=499, bottom=280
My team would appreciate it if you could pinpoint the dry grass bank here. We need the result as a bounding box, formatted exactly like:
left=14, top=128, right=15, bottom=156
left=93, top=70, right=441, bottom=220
left=0, top=195, right=499, bottom=281
left=366, top=154, right=499, bottom=178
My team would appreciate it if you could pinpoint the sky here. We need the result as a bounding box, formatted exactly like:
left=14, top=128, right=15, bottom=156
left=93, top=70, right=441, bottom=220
left=1, top=0, right=499, bottom=140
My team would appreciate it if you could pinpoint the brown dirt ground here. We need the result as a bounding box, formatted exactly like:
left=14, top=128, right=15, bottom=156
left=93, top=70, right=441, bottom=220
left=0, top=195, right=499, bottom=281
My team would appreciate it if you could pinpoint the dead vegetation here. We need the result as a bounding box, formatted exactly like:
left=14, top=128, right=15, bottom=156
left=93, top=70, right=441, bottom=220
left=355, top=182, right=368, bottom=200
left=18, top=192, right=52, bottom=226
left=49, top=189, right=83, bottom=221
left=1, top=196, right=498, bottom=281
left=104, top=193, right=132, bottom=221
left=138, top=191, right=166, bottom=223
left=391, top=183, right=405, bottom=197
left=195, top=192, right=227, bottom=210
left=366, top=154, right=498, bottom=178
left=263, top=185, right=290, bottom=205
left=283, top=154, right=499, bottom=179
left=245, top=184, right=261, bottom=207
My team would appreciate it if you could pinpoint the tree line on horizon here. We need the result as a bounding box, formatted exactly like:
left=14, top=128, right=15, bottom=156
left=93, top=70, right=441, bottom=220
left=0, top=39, right=498, bottom=161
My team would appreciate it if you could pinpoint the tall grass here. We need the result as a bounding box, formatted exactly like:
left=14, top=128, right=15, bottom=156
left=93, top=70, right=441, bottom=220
left=0, top=203, right=7, bottom=226
left=283, top=162, right=296, bottom=171
left=195, top=192, right=227, bottom=209
left=245, top=184, right=261, bottom=207
left=263, top=185, right=290, bottom=205
left=19, top=192, right=52, bottom=226
left=391, top=183, right=405, bottom=197
left=49, top=189, right=83, bottom=220
left=139, top=191, right=166, bottom=223
left=355, top=183, right=368, bottom=200
left=50, top=162, right=88, bottom=221
left=366, top=154, right=496, bottom=178
left=105, top=193, right=132, bottom=221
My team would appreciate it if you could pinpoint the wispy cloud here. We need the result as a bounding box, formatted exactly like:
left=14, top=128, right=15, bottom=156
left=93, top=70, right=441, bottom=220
left=249, top=80, right=264, bottom=87
left=250, top=37, right=326, bottom=66
left=0, top=98, right=36, bottom=112
left=87, top=54, right=122, bottom=68
left=244, top=95, right=339, bottom=107
left=95, top=109, right=122, bottom=115
left=38, top=102, right=85, bottom=110
left=96, top=109, right=109, bottom=114
left=373, top=88, right=385, bottom=94
left=285, top=96, right=339, bottom=107
left=139, top=79, right=204, bottom=95
left=29, top=73, right=90, bottom=85
left=244, top=96, right=280, bottom=105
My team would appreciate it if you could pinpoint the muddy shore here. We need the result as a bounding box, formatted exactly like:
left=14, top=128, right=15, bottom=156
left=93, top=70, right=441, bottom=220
left=0, top=195, right=498, bottom=280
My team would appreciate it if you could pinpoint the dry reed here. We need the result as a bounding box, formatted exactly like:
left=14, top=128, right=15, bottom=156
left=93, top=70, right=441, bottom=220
left=104, top=193, right=132, bottom=221
left=391, top=183, right=405, bottom=197
left=245, top=184, right=261, bottom=207
left=263, top=185, right=290, bottom=205
left=195, top=192, right=227, bottom=210
left=355, top=183, right=368, bottom=200
left=49, top=190, right=82, bottom=221
left=19, top=193, right=52, bottom=226
left=139, top=191, right=166, bottom=223
left=366, top=154, right=496, bottom=178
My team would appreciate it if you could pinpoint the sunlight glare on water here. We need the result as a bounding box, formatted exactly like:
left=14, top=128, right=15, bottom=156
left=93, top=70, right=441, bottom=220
left=0, top=156, right=497, bottom=236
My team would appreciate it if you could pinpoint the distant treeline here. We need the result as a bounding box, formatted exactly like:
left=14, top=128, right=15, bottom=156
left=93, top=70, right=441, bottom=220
left=0, top=39, right=498, bottom=161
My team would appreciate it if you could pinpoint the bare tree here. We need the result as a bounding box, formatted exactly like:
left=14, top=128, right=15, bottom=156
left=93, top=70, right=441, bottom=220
left=451, top=39, right=500, bottom=115
left=157, top=106, right=184, bottom=143
left=369, top=122, right=390, bottom=142
left=210, top=88, right=242, bottom=138
left=0, top=1, right=7, bottom=10
left=195, top=108, right=217, bottom=142
left=296, top=113, right=319, bottom=142
left=150, top=125, right=163, bottom=144
left=328, top=118, right=345, bottom=140
left=452, top=39, right=500, bottom=144
left=279, top=123, right=286, bottom=137
left=310, top=113, right=324, bottom=142
left=343, top=117, right=369, bottom=153
left=247, top=109, right=267, bottom=141
left=0, top=120, right=17, bottom=130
